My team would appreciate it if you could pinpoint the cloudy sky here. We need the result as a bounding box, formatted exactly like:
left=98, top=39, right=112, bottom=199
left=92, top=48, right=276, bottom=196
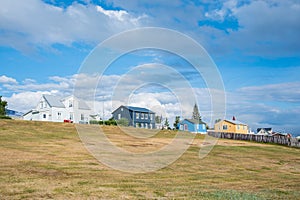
left=0, top=0, right=299, bottom=135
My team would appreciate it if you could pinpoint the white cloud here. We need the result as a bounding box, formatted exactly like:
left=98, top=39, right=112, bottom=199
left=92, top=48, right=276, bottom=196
left=96, top=5, right=129, bottom=21
left=225, top=81, right=300, bottom=135
left=4, top=91, right=51, bottom=112
left=0, top=0, right=146, bottom=53
left=226, top=0, right=300, bottom=56
left=1, top=0, right=299, bottom=58
left=2, top=72, right=300, bottom=135
left=0, top=75, right=18, bottom=84
left=238, top=82, right=300, bottom=103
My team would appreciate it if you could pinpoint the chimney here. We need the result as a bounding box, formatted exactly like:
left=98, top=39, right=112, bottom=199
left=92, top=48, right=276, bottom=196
left=232, top=116, right=236, bottom=121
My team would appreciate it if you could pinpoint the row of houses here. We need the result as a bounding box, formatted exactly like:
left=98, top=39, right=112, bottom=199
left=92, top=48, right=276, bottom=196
left=22, top=94, right=286, bottom=135
left=22, top=94, right=208, bottom=132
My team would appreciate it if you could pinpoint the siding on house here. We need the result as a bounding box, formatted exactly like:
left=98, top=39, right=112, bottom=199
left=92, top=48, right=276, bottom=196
left=214, top=119, right=248, bottom=134
left=178, top=119, right=207, bottom=134
left=23, top=95, right=92, bottom=124
left=112, top=105, right=155, bottom=129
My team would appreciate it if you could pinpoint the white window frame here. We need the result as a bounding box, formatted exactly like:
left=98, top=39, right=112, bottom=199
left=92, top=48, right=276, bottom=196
left=136, top=113, right=139, bottom=119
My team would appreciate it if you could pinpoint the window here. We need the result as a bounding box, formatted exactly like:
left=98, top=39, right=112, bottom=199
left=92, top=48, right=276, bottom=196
left=150, top=124, right=153, bottom=129
left=202, top=124, right=206, bottom=129
left=44, top=102, right=47, bottom=108
left=141, top=113, right=144, bottom=119
left=57, top=112, right=61, bottom=120
left=40, top=102, right=43, bottom=109
left=223, top=125, right=228, bottom=130
left=118, top=113, right=121, bottom=120
left=150, top=114, right=153, bottom=120
left=136, top=113, right=139, bottom=119
left=121, top=108, right=123, bottom=111
left=81, top=114, right=84, bottom=121
left=69, top=100, right=73, bottom=107
left=184, top=124, right=188, bottom=131
left=145, top=114, right=148, bottom=119
left=145, top=123, right=148, bottom=129
left=141, top=123, right=144, bottom=128
left=43, top=114, right=46, bottom=119
left=70, top=113, right=73, bottom=120
left=237, top=125, right=240, bottom=130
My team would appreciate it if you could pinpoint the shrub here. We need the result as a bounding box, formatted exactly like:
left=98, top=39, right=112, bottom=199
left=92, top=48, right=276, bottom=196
left=117, top=118, right=129, bottom=126
left=0, top=115, right=12, bottom=119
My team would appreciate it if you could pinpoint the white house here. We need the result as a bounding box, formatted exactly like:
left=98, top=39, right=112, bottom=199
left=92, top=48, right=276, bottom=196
left=23, top=95, right=92, bottom=124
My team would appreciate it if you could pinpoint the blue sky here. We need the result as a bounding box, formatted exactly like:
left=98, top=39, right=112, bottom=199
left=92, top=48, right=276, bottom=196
left=0, top=0, right=300, bottom=135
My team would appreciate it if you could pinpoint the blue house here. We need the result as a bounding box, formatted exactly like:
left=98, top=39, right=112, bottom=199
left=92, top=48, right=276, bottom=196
left=178, top=119, right=207, bottom=134
left=112, top=105, right=156, bottom=129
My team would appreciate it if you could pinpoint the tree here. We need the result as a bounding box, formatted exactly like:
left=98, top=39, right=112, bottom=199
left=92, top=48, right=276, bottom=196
left=214, top=119, right=221, bottom=124
left=164, top=117, right=169, bottom=129
left=0, top=96, right=8, bottom=116
left=155, top=115, right=162, bottom=124
left=192, top=103, right=201, bottom=121
left=173, top=116, right=180, bottom=130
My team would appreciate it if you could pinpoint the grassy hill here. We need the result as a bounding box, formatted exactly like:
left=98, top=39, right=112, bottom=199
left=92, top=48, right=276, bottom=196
left=0, top=120, right=299, bottom=199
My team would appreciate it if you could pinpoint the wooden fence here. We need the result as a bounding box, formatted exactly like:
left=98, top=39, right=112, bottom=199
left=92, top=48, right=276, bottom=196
left=207, top=131, right=300, bottom=148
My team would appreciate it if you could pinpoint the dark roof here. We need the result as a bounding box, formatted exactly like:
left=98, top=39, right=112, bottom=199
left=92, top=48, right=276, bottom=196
left=182, top=119, right=206, bottom=125
left=257, top=128, right=272, bottom=132
left=43, top=95, right=65, bottom=108
left=126, top=106, right=155, bottom=113
left=112, top=105, right=155, bottom=114
left=6, top=109, right=23, bottom=117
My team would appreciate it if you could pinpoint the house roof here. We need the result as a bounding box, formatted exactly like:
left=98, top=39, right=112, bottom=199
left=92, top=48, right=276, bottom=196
left=182, top=119, right=206, bottom=125
left=126, top=106, right=155, bottom=113
left=112, top=105, right=155, bottom=114
left=224, top=119, right=247, bottom=125
left=43, top=95, right=65, bottom=108
left=257, top=128, right=272, bottom=132
left=78, top=100, right=91, bottom=110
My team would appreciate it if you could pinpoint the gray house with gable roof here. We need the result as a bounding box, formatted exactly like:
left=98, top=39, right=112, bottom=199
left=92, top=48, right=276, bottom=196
left=112, top=105, right=156, bottom=129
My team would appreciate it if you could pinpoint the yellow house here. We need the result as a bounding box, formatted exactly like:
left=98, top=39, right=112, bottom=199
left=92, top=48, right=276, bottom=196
left=214, top=119, right=248, bottom=134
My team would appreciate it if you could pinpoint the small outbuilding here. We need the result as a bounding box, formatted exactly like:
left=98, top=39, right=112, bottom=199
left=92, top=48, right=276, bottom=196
left=178, top=119, right=207, bottom=134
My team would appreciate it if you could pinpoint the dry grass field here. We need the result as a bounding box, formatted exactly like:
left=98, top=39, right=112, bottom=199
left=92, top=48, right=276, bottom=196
left=0, top=120, right=299, bottom=199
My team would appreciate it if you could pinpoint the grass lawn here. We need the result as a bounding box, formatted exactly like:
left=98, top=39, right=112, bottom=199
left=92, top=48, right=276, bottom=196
left=0, top=120, right=299, bottom=199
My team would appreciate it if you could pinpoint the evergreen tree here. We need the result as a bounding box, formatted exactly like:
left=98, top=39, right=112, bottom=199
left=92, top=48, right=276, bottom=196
left=0, top=96, right=8, bottom=116
left=164, top=117, right=169, bottom=129
left=155, top=115, right=162, bottom=124
left=192, top=103, right=201, bottom=121
left=173, top=116, right=180, bottom=130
